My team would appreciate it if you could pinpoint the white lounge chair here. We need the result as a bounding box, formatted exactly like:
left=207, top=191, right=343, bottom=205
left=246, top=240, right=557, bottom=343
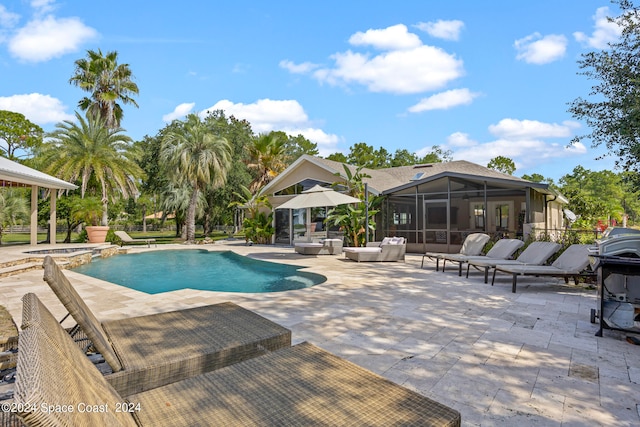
left=421, top=233, right=490, bottom=270
left=465, top=241, right=561, bottom=283
left=492, top=244, right=595, bottom=293
left=115, top=230, right=157, bottom=248
left=441, top=238, right=524, bottom=276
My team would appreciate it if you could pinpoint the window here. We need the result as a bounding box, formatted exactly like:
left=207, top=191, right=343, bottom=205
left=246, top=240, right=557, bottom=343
left=473, top=203, right=485, bottom=228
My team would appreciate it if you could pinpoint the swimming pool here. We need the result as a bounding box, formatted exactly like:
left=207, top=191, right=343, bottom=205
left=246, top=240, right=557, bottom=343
left=72, top=249, right=326, bottom=294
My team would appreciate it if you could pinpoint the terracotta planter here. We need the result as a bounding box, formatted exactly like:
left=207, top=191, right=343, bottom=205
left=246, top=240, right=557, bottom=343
left=86, top=226, right=110, bottom=243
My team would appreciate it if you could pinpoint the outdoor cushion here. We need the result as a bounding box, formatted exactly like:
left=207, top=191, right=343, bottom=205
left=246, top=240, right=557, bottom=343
left=421, top=233, right=490, bottom=270
left=442, top=239, right=524, bottom=276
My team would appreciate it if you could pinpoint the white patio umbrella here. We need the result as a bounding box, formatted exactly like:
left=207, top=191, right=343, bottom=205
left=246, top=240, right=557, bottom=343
left=275, top=185, right=361, bottom=209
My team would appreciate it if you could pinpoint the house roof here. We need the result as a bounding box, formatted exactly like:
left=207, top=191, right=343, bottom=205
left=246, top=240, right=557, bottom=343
left=263, top=155, right=550, bottom=196
left=0, top=156, right=77, bottom=190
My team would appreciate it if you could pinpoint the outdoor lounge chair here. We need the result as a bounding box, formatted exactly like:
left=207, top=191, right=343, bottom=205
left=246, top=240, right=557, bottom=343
left=39, top=256, right=291, bottom=396
left=115, top=230, right=157, bottom=248
left=492, top=244, right=595, bottom=293
left=14, top=293, right=462, bottom=427
left=421, top=233, right=490, bottom=270
left=441, top=238, right=524, bottom=276
left=465, top=241, right=561, bottom=283
left=342, top=237, right=406, bottom=262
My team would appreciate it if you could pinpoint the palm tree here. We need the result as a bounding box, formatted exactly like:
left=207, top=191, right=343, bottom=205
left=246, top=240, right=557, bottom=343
left=42, top=112, right=143, bottom=225
left=161, top=113, right=231, bottom=243
left=69, top=49, right=139, bottom=128
left=246, top=132, right=288, bottom=192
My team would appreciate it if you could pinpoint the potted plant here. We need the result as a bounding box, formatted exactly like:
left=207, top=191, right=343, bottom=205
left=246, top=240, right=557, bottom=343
left=71, top=197, right=109, bottom=243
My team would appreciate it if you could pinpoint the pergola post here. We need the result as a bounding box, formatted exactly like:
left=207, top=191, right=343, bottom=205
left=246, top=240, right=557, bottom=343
left=50, top=191, right=57, bottom=245
left=30, top=185, right=38, bottom=245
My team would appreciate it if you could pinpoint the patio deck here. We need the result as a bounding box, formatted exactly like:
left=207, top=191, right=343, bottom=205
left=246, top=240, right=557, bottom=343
left=1, top=242, right=639, bottom=426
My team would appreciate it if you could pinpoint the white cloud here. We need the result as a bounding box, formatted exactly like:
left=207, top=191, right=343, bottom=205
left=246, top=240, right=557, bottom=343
left=348, top=24, right=422, bottom=50
left=201, top=98, right=340, bottom=153
left=8, top=15, right=98, bottom=62
left=162, top=103, right=195, bottom=122
left=30, top=0, right=56, bottom=16
left=574, top=6, right=622, bottom=49
left=488, top=118, right=576, bottom=139
left=408, top=88, right=479, bottom=113
left=284, top=24, right=463, bottom=95
left=446, top=132, right=477, bottom=148
left=514, top=33, right=567, bottom=65
left=314, top=45, right=463, bottom=94
left=442, top=118, right=585, bottom=172
left=279, top=60, right=319, bottom=74
left=0, top=93, right=74, bottom=124
left=415, top=19, right=464, bottom=41
left=0, top=5, right=20, bottom=28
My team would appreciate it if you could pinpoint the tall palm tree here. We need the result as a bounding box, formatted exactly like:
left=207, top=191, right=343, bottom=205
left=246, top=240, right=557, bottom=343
left=246, top=133, right=288, bottom=192
left=69, top=49, right=139, bottom=129
left=0, top=188, right=29, bottom=244
left=42, top=112, right=143, bottom=225
left=161, top=113, right=231, bottom=243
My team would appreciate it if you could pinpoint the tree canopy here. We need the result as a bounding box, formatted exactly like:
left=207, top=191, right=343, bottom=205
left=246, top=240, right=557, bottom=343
left=487, top=156, right=516, bottom=175
left=0, top=110, right=43, bottom=159
left=568, top=0, right=640, bottom=172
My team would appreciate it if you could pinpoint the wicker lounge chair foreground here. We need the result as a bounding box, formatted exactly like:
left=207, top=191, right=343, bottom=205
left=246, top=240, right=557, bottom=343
left=492, top=244, right=595, bottom=293
left=343, top=237, right=406, bottom=262
left=441, top=238, right=524, bottom=276
left=421, top=233, right=490, bottom=270
left=465, top=241, right=562, bottom=283
left=115, top=230, right=157, bottom=247
left=14, top=293, right=461, bottom=426
left=39, top=256, right=291, bottom=396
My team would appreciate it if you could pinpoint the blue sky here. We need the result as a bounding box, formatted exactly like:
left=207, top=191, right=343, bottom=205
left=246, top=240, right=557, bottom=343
left=0, top=0, right=625, bottom=181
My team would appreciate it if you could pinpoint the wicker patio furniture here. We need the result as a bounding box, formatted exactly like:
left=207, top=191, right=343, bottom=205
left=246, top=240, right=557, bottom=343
left=14, top=293, right=461, bottom=427
left=39, top=256, right=291, bottom=396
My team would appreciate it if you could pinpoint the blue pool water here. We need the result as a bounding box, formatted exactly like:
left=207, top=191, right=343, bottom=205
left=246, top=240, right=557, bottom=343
left=72, top=250, right=326, bottom=294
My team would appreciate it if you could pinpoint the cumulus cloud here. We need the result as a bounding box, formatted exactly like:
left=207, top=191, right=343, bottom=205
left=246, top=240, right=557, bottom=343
left=514, top=33, right=567, bottom=65
left=0, top=93, right=74, bottom=124
left=283, top=24, right=463, bottom=95
left=199, top=98, right=340, bottom=153
left=162, top=103, right=196, bottom=122
left=348, top=24, right=422, bottom=50
left=489, top=118, right=577, bottom=139
left=574, top=6, right=622, bottom=49
left=279, top=60, right=319, bottom=74
left=408, top=88, right=479, bottom=113
left=440, top=118, right=585, bottom=171
left=415, top=19, right=464, bottom=41
left=8, top=14, right=97, bottom=62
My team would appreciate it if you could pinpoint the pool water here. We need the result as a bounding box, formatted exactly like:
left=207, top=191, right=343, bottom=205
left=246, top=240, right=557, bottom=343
left=72, top=250, right=326, bottom=294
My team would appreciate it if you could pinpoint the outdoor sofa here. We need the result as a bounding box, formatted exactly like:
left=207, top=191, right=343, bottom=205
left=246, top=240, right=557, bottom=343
left=13, top=293, right=462, bottom=426
left=421, top=233, right=490, bottom=270
left=492, top=244, right=595, bottom=293
left=39, top=256, right=291, bottom=396
left=343, top=237, right=406, bottom=262
left=294, top=238, right=343, bottom=255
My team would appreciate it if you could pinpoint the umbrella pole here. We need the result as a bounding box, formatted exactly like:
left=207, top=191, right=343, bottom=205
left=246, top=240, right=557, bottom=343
left=365, top=183, right=369, bottom=245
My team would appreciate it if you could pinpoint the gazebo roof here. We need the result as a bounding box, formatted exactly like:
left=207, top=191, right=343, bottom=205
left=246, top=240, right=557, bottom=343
left=0, top=156, right=77, bottom=190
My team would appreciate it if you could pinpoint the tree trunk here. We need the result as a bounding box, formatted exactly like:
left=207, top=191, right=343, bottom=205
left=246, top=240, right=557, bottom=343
left=142, top=205, right=147, bottom=233
left=185, top=188, right=199, bottom=243
left=101, top=201, right=109, bottom=226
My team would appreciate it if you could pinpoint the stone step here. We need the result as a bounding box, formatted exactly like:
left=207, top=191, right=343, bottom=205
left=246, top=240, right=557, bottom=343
left=0, top=262, right=42, bottom=279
